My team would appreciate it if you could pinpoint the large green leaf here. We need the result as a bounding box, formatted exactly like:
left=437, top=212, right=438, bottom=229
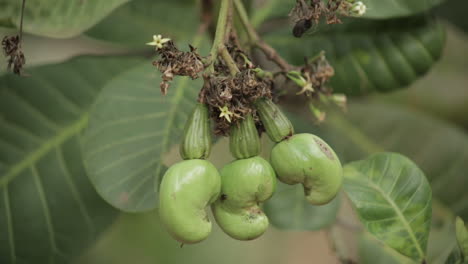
left=343, top=153, right=432, bottom=261
left=86, top=0, right=199, bottom=48
left=82, top=63, right=201, bottom=212
left=0, top=56, right=142, bottom=263
left=0, top=0, right=129, bottom=38
left=264, top=182, right=340, bottom=230
left=265, top=16, right=445, bottom=95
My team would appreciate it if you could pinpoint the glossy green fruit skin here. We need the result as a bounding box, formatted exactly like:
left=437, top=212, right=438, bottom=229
left=212, top=156, right=276, bottom=240
left=229, top=114, right=261, bottom=159
left=212, top=204, right=269, bottom=240
left=180, top=103, right=212, bottom=160
left=255, top=98, right=294, bottom=143
left=159, top=159, right=221, bottom=244
left=270, top=133, right=342, bottom=205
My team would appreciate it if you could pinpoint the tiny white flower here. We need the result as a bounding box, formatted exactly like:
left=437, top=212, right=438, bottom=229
left=146, top=34, right=171, bottom=49
left=219, top=105, right=234, bottom=123
left=350, top=1, right=367, bottom=17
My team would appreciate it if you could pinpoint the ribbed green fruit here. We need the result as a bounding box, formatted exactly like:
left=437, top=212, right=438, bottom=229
left=255, top=98, right=294, bottom=143
left=212, top=156, right=276, bottom=240
left=159, top=159, right=221, bottom=244
left=229, top=114, right=261, bottom=159
left=180, top=103, right=212, bottom=160
left=270, top=133, right=342, bottom=205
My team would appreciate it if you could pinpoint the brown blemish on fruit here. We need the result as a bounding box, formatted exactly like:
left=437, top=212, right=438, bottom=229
left=314, top=138, right=334, bottom=160
left=220, top=194, right=227, bottom=202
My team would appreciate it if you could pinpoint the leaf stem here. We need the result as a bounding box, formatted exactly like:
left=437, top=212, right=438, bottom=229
left=207, top=0, right=231, bottom=73
left=220, top=45, right=240, bottom=76
left=233, top=0, right=292, bottom=71
left=19, top=0, right=26, bottom=43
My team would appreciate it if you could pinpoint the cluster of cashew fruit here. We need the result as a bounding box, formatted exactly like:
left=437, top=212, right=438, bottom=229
left=159, top=99, right=343, bottom=244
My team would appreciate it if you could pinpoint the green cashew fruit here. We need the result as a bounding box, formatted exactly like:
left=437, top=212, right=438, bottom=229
left=255, top=98, right=294, bottom=143
left=270, top=133, right=342, bottom=205
left=159, top=159, right=221, bottom=244
left=180, top=103, right=212, bottom=160
left=212, top=156, right=276, bottom=240
left=212, top=204, right=269, bottom=241
left=229, top=113, right=261, bottom=159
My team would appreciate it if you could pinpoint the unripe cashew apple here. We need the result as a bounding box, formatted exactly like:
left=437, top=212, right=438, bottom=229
left=159, top=159, right=221, bottom=244
left=270, top=133, right=342, bottom=205
left=212, top=156, right=276, bottom=240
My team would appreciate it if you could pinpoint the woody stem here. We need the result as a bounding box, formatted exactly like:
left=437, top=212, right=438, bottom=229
left=233, top=0, right=292, bottom=71
left=207, top=0, right=231, bottom=73
left=19, top=0, right=26, bottom=43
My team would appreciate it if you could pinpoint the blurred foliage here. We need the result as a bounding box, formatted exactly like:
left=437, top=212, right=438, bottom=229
left=0, top=0, right=129, bottom=38
left=0, top=56, right=144, bottom=263
left=86, top=0, right=199, bottom=48
left=264, top=183, right=340, bottom=231
left=436, top=0, right=468, bottom=34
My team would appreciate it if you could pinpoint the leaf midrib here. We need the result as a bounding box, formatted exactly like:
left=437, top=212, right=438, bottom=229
left=0, top=114, right=89, bottom=187
left=354, top=176, right=425, bottom=259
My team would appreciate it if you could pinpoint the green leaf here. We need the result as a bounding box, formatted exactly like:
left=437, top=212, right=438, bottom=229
left=343, top=152, right=432, bottom=261
left=265, top=16, right=445, bottom=95
left=86, top=0, right=199, bottom=48
left=359, top=232, right=416, bottom=264
left=263, top=182, right=340, bottom=230
left=82, top=63, right=200, bottom=212
left=0, top=56, right=142, bottom=263
left=456, top=217, right=468, bottom=258
left=0, top=0, right=129, bottom=38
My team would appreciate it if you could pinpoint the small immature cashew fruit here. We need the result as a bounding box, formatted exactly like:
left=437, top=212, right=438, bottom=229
left=180, top=103, right=212, bottom=160
left=229, top=113, right=261, bottom=159
left=270, top=133, right=342, bottom=205
left=159, top=159, right=221, bottom=244
left=254, top=98, right=294, bottom=142
left=212, top=156, right=276, bottom=240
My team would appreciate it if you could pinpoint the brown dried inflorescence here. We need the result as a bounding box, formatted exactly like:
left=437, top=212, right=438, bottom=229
left=289, top=0, right=346, bottom=38
left=304, top=53, right=335, bottom=96
left=200, top=69, right=272, bottom=135
left=152, top=41, right=205, bottom=95
left=2, top=35, right=26, bottom=75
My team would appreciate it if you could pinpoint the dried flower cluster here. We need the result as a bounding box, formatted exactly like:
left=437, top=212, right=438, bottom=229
left=302, top=53, right=335, bottom=97
left=200, top=68, right=272, bottom=135
left=152, top=41, right=205, bottom=95
left=2, top=35, right=25, bottom=75
left=290, top=0, right=367, bottom=37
